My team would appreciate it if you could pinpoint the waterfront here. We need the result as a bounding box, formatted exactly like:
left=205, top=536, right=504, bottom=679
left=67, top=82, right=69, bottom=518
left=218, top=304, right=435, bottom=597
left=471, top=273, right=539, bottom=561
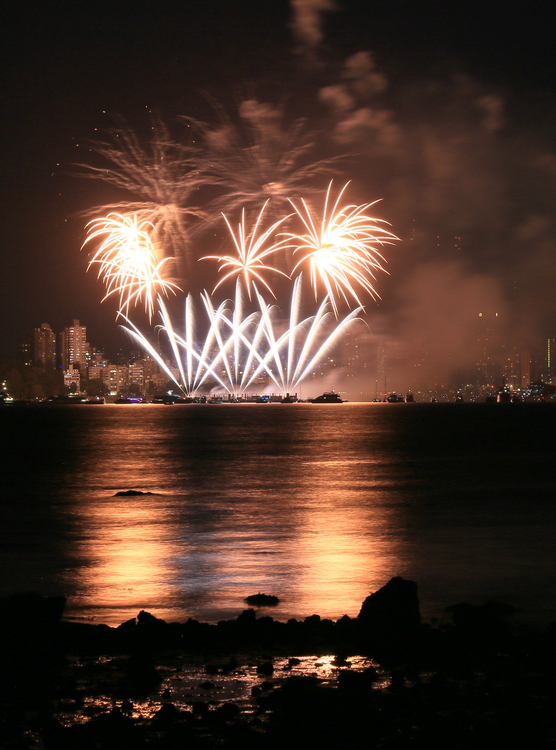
left=1, top=402, right=555, bottom=627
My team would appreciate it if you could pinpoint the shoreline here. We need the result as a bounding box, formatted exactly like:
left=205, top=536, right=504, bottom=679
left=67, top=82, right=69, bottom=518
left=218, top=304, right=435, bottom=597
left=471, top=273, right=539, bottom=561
left=2, top=577, right=555, bottom=748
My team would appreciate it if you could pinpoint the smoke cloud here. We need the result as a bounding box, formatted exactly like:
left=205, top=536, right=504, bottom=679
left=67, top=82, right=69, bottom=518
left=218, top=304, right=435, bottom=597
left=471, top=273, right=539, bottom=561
left=290, top=0, right=338, bottom=51
left=312, top=35, right=556, bottom=394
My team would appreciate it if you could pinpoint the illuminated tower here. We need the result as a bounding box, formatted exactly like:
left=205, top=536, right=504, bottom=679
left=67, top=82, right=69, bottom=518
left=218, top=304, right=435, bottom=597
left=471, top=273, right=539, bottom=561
left=377, top=345, right=386, bottom=394
left=475, top=311, right=503, bottom=388
left=548, top=338, right=556, bottom=383
left=520, top=349, right=531, bottom=389
left=61, top=319, right=88, bottom=371
left=33, top=323, right=57, bottom=366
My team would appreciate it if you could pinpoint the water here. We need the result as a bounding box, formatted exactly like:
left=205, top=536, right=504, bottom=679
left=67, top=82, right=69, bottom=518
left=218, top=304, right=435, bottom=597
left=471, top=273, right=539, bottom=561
left=1, top=402, right=555, bottom=627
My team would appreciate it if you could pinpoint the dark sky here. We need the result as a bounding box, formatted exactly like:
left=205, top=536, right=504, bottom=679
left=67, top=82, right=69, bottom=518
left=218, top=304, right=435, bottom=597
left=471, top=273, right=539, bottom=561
left=1, top=1, right=555, bottom=377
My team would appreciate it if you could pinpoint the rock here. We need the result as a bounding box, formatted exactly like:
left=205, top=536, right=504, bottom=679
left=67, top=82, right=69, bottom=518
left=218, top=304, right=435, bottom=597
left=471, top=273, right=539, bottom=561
left=151, top=702, right=184, bottom=728
left=245, top=593, right=280, bottom=606
left=113, top=489, right=155, bottom=496
left=257, top=661, right=274, bottom=676
left=0, top=591, right=66, bottom=633
left=358, top=577, right=421, bottom=638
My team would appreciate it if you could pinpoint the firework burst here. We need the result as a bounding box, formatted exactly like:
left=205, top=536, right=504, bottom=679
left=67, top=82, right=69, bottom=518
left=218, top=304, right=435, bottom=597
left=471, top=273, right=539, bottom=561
left=84, top=213, right=181, bottom=321
left=121, top=276, right=364, bottom=398
left=286, top=181, right=396, bottom=315
left=183, top=99, right=341, bottom=221
left=78, top=117, right=205, bottom=270
left=201, top=201, right=293, bottom=299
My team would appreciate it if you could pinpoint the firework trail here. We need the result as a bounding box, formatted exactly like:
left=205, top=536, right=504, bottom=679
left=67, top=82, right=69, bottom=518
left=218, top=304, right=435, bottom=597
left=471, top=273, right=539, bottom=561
left=84, top=213, right=181, bottom=321
left=183, top=99, right=341, bottom=223
left=120, top=276, right=364, bottom=397
left=78, top=117, right=205, bottom=273
left=286, top=181, right=396, bottom=315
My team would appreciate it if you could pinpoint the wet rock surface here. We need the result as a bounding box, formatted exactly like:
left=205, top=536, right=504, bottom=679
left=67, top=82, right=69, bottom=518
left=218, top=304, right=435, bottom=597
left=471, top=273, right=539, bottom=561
left=1, top=577, right=556, bottom=748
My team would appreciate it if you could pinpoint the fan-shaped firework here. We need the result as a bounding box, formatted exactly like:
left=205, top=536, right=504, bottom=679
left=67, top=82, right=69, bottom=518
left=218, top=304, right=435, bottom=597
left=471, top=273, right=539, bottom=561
left=121, top=275, right=363, bottom=398
left=286, top=181, right=397, bottom=315
left=84, top=213, right=181, bottom=321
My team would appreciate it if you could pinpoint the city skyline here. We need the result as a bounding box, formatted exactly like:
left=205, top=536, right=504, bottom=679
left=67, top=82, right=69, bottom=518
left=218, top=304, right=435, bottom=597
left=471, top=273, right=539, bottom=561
left=6, top=311, right=554, bottom=402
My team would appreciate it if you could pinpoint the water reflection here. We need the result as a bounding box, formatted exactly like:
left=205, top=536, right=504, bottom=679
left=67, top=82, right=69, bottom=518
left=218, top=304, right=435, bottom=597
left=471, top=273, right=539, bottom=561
left=3, top=403, right=555, bottom=627
left=281, top=410, right=405, bottom=619
left=60, top=405, right=405, bottom=625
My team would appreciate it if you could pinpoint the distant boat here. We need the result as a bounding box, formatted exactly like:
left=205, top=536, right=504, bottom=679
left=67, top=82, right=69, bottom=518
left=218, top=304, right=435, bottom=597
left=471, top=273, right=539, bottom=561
left=309, top=391, right=344, bottom=403
left=43, top=395, right=104, bottom=404
left=281, top=394, right=298, bottom=403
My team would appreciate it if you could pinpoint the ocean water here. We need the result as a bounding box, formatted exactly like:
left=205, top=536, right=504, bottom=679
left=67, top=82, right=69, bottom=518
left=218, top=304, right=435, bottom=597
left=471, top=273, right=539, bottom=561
left=1, top=402, right=555, bottom=627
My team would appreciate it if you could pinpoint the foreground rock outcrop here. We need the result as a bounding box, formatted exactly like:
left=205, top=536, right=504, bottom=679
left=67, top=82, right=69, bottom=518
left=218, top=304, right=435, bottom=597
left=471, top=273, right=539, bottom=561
left=1, top=577, right=555, bottom=749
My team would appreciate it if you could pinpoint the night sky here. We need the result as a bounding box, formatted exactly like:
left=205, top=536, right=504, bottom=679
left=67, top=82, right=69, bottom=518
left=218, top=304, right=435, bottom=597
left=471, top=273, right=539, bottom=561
left=2, top=1, right=555, bottom=380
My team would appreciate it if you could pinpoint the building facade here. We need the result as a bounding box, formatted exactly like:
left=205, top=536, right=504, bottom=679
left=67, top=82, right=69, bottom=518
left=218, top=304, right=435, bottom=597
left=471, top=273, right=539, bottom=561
left=33, top=323, right=57, bottom=366
left=60, top=319, right=89, bottom=371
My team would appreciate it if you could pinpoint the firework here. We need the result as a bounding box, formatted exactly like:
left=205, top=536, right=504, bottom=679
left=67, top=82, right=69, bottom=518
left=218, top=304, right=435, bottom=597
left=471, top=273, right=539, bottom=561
left=121, top=276, right=363, bottom=398
left=78, top=117, right=205, bottom=271
left=286, top=182, right=396, bottom=315
left=183, top=99, right=341, bottom=221
left=201, top=201, right=293, bottom=299
left=84, top=213, right=181, bottom=321
left=80, top=111, right=396, bottom=397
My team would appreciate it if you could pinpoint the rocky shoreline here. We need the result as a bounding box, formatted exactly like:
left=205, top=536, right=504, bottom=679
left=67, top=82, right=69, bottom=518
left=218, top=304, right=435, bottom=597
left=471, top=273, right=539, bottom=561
left=1, top=577, right=555, bottom=748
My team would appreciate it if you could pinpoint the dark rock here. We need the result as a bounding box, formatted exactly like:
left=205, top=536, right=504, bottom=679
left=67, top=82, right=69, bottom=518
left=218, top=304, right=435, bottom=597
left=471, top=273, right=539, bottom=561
left=221, top=656, right=238, bottom=673
left=58, top=621, right=116, bottom=654
left=245, top=593, right=280, bottom=606
left=236, top=608, right=257, bottom=625
left=337, top=668, right=377, bottom=692
left=125, top=651, right=162, bottom=697
left=358, top=576, right=421, bottom=636
left=113, top=489, right=155, bottom=496
left=0, top=591, right=66, bottom=632
left=216, top=702, right=240, bottom=722
left=151, top=702, right=184, bottom=728
left=257, top=661, right=274, bottom=676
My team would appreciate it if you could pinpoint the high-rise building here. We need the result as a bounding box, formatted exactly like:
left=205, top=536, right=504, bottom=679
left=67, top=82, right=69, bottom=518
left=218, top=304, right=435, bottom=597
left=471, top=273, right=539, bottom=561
left=17, top=336, right=33, bottom=366
left=103, top=364, right=128, bottom=394
left=520, top=350, right=531, bottom=389
left=60, top=319, right=88, bottom=371
left=548, top=338, right=556, bottom=383
left=475, top=311, right=503, bottom=388
left=33, top=323, right=57, bottom=366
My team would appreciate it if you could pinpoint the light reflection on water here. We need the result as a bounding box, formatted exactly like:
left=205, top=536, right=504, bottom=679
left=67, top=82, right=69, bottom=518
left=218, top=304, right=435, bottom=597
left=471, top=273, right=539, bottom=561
left=2, top=403, right=556, bottom=626
left=63, top=405, right=402, bottom=625
left=57, top=654, right=389, bottom=727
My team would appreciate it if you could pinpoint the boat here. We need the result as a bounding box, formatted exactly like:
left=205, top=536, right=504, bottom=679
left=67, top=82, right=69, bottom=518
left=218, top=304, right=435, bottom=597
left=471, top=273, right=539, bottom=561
left=309, top=391, right=344, bottom=403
